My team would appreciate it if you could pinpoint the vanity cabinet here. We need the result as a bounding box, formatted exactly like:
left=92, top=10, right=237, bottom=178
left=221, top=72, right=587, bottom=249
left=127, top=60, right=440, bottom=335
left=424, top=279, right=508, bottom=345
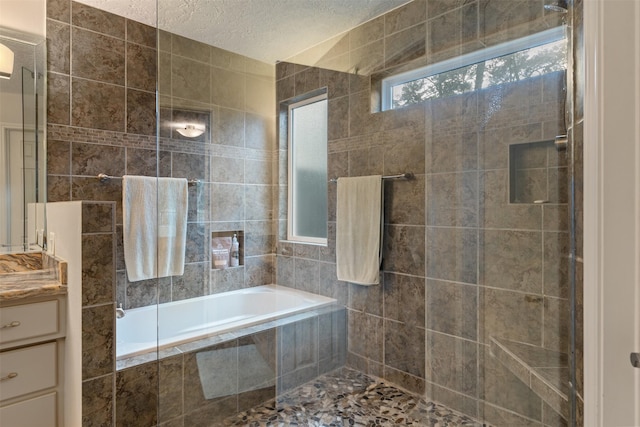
left=0, top=296, right=66, bottom=427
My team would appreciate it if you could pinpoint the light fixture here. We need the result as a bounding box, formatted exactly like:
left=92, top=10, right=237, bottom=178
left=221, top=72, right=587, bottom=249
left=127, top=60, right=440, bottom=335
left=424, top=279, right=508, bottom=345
left=0, top=42, right=14, bottom=80
left=175, top=124, right=205, bottom=138
left=544, top=0, right=568, bottom=13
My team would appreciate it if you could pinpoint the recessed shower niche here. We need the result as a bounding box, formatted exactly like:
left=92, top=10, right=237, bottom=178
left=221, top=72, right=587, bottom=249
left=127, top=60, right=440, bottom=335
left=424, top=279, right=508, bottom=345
left=211, top=230, right=244, bottom=269
left=509, top=140, right=568, bottom=204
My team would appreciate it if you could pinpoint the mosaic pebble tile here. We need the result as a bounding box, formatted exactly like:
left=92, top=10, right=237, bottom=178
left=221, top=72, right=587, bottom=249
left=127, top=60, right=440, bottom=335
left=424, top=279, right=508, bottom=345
left=223, top=368, right=483, bottom=427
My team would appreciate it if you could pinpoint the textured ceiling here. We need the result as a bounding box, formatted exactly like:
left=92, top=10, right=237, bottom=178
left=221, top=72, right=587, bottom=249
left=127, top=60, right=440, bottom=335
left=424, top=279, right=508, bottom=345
left=75, top=0, right=411, bottom=64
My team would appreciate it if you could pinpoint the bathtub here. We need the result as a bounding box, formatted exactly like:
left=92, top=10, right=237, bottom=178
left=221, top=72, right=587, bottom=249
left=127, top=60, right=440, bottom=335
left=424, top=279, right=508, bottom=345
left=116, top=285, right=336, bottom=360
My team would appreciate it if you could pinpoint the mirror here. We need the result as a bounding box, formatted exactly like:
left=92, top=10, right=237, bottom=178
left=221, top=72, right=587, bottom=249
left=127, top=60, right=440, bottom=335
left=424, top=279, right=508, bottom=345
left=0, top=27, right=46, bottom=254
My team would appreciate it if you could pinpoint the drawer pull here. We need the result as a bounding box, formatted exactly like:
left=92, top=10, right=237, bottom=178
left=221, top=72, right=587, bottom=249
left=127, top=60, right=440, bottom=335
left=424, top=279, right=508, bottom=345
left=0, top=372, right=18, bottom=381
left=1, top=320, right=21, bottom=329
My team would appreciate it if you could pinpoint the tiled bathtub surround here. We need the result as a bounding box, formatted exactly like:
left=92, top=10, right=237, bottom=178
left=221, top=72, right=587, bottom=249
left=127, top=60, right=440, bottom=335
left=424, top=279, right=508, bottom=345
left=61, top=201, right=347, bottom=427
left=115, top=306, right=346, bottom=425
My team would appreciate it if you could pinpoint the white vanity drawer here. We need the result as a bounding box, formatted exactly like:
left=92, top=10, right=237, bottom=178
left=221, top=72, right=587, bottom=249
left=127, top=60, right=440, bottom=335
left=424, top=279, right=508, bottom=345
left=0, top=342, right=57, bottom=402
left=0, top=300, right=60, bottom=346
left=0, top=392, right=57, bottom=427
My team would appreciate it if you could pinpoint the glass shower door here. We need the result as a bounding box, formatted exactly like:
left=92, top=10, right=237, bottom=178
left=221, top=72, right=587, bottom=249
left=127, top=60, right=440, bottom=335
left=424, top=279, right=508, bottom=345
left=478, top=122, right=572, bottom=425
left=423, top=24, right=575, bottom=427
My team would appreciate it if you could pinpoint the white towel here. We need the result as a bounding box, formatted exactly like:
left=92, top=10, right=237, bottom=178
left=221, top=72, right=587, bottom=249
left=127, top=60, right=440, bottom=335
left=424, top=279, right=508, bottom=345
left=123, top=176, right=188, bottom=282
left=336, top=175, right=382, bottom=285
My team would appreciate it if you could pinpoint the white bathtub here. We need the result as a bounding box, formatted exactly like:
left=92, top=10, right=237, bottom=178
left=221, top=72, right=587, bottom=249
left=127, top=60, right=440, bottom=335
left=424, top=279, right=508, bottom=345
left=116, top=285, right=336, bottom=360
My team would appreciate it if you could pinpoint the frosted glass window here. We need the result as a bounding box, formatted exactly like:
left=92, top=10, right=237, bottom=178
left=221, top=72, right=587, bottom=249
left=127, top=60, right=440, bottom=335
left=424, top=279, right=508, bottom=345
left=288, top=94, right=328, bottom=244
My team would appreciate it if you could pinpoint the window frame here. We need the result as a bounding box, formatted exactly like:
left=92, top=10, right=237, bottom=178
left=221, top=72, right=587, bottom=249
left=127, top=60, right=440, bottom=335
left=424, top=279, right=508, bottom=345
left=287, top=92, right=328, bottom=245
left=381, top=26, right=567, bottom=111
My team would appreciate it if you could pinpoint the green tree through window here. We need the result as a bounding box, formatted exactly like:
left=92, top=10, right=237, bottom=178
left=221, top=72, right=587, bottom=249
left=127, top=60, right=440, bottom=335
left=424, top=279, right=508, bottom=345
left=391, top=38, right=566, bottom=109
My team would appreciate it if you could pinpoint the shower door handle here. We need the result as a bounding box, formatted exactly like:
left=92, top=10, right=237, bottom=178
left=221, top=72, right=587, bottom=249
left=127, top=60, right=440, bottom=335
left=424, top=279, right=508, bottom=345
left=631, top=352, right=640, bottom=368
left=554, top=134, right=568, bottom=151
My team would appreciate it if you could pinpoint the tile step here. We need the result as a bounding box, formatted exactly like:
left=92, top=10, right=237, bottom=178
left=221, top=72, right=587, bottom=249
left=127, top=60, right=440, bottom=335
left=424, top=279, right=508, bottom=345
left=490, top=336, right=569, bottom=420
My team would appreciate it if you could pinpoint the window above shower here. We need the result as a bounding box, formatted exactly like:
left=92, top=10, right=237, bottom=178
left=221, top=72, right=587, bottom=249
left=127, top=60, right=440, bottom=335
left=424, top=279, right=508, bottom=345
left=380, top=26, right=567, bottom=111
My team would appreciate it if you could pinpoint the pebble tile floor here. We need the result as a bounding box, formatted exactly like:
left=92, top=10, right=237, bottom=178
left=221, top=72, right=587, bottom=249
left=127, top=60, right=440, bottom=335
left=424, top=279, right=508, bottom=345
left=223, top=368, right=483, bottom=426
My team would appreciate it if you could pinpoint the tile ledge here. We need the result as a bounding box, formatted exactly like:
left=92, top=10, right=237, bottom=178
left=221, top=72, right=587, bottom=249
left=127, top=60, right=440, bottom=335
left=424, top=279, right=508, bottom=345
left=489, top=336, right=569, bottom=421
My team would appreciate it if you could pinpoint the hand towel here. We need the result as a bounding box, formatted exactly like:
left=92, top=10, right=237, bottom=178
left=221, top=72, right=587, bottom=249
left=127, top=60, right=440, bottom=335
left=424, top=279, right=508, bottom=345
left=123, top=176, right=188, bottom=282
left=336, top=175, right=382, bottom=285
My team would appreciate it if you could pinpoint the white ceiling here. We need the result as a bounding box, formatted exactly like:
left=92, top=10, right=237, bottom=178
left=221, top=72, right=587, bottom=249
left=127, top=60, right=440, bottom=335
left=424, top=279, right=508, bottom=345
left=75, top=0, right=411, bottom=64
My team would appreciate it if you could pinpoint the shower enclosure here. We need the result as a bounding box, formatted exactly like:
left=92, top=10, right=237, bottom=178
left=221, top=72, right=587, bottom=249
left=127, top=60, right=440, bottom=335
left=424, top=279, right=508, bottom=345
left=108, top=0, right=581, bottom=425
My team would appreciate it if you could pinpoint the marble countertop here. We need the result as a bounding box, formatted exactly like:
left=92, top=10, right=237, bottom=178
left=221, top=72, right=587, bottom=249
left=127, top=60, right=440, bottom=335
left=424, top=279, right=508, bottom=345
left=0, top=253, right=68, bottom=303
left=0, top=277, right=67, bottom=302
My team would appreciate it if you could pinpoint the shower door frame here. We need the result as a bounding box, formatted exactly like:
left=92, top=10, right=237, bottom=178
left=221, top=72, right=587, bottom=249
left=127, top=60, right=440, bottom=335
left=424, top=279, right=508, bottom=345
left=583, top=0, right=640, bottom=425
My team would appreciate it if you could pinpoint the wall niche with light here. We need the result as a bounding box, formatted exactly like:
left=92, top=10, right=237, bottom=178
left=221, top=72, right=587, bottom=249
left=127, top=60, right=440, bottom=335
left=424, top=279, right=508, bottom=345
left=160, top=106, right=210, bottom=143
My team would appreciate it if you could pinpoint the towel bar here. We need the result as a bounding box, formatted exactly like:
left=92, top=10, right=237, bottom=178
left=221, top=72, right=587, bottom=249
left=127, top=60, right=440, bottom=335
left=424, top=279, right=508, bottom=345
left=97, top=173, right=200, bottom=185
left=328, top=172, right=414, bottom=184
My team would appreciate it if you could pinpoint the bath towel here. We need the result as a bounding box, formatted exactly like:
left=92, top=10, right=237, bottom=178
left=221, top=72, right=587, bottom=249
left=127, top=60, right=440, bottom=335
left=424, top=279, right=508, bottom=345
left=123, top=176, right=188, bottom=282
left=336, top=175, right=383, bottom=285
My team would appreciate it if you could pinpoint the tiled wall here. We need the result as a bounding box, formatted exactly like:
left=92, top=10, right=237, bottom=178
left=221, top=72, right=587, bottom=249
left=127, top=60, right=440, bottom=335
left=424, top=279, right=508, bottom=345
left=79, top=201, right=117, bottom=426
left=276, top=63, right=569, bottom=427
left=286, top=0, right=563, bottom=75
left=45, top=0, right=581, bottom=425
left=79, top=212, right=345, bottom=427
left=85, top=297, right=345, bottom=426
left=277, top=1, right=573, bottom=425
left=46, top=0, right=276, bottom=424
left=46, top=0, right=276, bottom=312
